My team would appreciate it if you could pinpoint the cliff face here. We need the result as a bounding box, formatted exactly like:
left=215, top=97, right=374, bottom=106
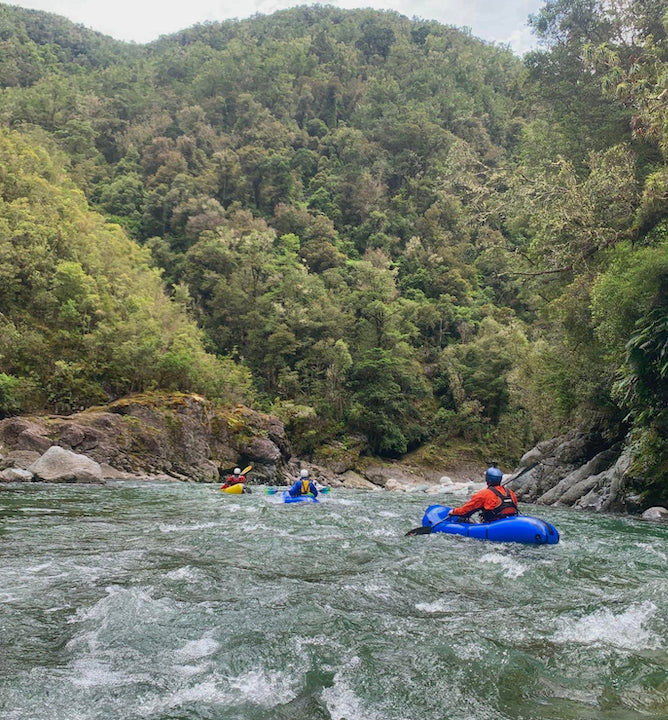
left=510, top=428, right=640, bottom=513
left=0, top=393, right=292, bottom=483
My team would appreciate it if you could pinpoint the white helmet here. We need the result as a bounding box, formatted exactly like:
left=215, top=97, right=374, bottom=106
left=234, top=467, right=241, bottom=475
left=300, top=469, right=309, bottom=478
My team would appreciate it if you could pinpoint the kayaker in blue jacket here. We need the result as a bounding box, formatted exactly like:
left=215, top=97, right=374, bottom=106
left=288, top=469, right=319, bottom=498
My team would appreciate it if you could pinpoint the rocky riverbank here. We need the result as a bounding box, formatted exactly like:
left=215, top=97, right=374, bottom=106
left=0, top=393, right=292, bottom=484
left=1, top=392, right=665, bottom=521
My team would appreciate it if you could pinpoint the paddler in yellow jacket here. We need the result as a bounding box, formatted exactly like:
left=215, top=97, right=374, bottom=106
left=287, top=468, right=319, bottom=498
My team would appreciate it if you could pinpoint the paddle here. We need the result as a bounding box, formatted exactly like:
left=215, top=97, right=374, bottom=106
left=405, top=525, right=438, bottom=536
left=501, top=462, right=537, bottom=487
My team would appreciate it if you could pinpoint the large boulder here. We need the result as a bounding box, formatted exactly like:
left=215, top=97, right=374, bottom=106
left=513, top=429, right=614, bottom=502
left=29, top=446, right=102, bottom=483
left=537, top=446, right=622, bottom=507
left=364, top=464, right=426, bottom=489
left=339, top=470, right=380, bottom=490
left=0, top=419, right=51, bottom=453
left=641, top=506, right=668, bottom=522
left=574, top=450, right=632, bottom=512
left=0, top=467, right=34, bottom=483
left=243, top=437, right=282, bottom=464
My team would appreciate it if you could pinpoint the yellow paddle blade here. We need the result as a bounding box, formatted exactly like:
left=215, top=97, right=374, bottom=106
left=241, top=465, right=252, bottom=475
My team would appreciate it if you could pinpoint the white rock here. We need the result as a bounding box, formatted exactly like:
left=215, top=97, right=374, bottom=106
left=28, top=446, right=102, bottom=483
left=641, top=506, right=668, bottom=522
left=0, top=467, right=34, bottom=482
left=385, top=478, right=411, bottom=492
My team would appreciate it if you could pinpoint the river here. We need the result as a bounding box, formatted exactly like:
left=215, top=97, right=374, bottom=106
left=1, top=480, right=666, bottom=720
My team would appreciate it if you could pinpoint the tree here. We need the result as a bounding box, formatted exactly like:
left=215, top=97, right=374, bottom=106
left=349, top=347, right=429, bottom=456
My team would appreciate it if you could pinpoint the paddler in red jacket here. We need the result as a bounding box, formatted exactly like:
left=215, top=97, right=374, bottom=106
left=220, top=467, right=245, bottom=490
left=448, top=465, right=518, bottom=521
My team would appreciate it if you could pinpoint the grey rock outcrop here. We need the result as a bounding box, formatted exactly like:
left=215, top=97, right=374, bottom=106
left=0, top=450, right=41, bottom=470
left=0, top=393, right=292, bottom=484
left=510, top=428, right=634, bottom=512
left=364, top=464, right=425, bottom=489
left=28, top=446, right=102, bottom=483
left=338, top=470, right=381, bottom=490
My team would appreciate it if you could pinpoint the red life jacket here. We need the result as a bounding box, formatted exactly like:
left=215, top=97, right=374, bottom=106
left=482, top=486, right=518, bottom=521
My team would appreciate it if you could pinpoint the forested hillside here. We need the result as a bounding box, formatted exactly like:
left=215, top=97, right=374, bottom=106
left=0, top=2, right=665, bottom=501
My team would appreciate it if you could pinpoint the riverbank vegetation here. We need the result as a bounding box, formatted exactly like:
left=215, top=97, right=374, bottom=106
left=0, top=1, right=665, bottom=499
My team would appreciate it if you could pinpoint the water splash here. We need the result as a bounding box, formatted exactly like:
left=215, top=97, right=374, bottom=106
left=553, top=600, right=662, bottom=650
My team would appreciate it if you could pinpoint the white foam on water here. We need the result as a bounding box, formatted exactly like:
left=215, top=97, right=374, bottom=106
left=146, top=679, right=228, bottom=714
left=44, top=604, right=70, bottom=613
left=322, top=658, right=384, bottom=720
left=221, top=502, right=243, bottom=512
left=553, top=600, right=662, bottom=650
left=139, top=668, right=296, bottom=716
left=18, top=507, right=60, bottom=514
left=452, top=641, right=486, bottom=661
left=165, top=565, right=204, bottom=582
left=360, top=581, right=393, bottom=599
left=322, top=680, right=382, bottom=720
left=238, top=519, right=278, bottom=534
left=378, top=510, right=401, bottom=518
left=66, top=584, right=177, bottom=658
left=415, top=596, right=458, bottom=614
left=634, top=542, right=667, bottom=561
left=229, top=668, right=296, bottom=706
left=69, top=658, right=132, bottom=687
left=539, top=678, right=599, bottom=706
left=479, top=551, right=527, bottom=579
left=69, top=585, right=154, bottom=625
left=172, top=663, right=206, bottom=677
left=368, top=525, right=398, bottom=538
left=159, top=521, right=221, bottom=533
left=175, top=637, right=220, bottom=660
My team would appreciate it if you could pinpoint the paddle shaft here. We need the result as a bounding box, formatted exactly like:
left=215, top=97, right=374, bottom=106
left=502, top=462, right=537, bottom=486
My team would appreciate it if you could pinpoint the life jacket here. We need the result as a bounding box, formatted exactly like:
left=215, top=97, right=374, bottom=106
left=482, top=485, right=518, bottom=521
left=300, top=479, right=311, bottom=495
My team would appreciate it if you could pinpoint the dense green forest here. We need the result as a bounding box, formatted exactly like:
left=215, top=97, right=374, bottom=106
left=0, top=2, right=665, bottom=499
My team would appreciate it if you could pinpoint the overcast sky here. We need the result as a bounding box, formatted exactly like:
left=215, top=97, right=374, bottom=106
left=7, top=1, right=546, bottom=54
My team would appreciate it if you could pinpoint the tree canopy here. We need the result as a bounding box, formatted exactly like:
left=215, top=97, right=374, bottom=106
left=0, top=2, right=665, bottom=499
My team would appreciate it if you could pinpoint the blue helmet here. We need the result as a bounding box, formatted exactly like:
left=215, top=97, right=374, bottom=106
left=485, top=466, right=503, bottom=485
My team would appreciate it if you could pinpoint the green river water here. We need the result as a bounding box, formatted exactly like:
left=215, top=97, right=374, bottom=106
left=0, top=480, right=666, bottom=720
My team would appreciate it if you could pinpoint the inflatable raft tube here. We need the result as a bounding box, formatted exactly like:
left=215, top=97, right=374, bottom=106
left=416, top=504, right=559, bottom=545
left=281, top=491, right=319, bottom=504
